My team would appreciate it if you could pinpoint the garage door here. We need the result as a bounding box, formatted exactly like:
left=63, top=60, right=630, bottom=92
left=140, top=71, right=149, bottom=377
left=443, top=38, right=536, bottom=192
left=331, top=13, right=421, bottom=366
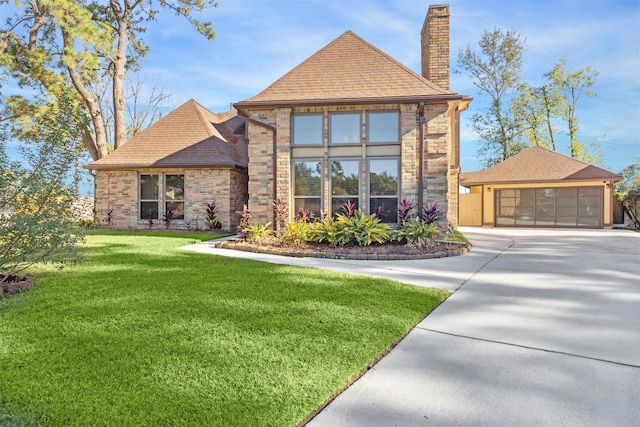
left=495, top=187, right=601, bottom=228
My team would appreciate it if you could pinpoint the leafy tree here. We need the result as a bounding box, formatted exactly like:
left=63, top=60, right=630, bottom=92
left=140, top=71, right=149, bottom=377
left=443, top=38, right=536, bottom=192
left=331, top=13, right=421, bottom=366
left=457, top=27, right=527, bottom=167
left=0, top=0, right=216, bottom=160
left=616, top=160, right=640, bottom=226
left=511, top=82, right=562, bottom=150
left=545, top=56, right=601, bottom=163
left=0, top=94, right=84, bottom=278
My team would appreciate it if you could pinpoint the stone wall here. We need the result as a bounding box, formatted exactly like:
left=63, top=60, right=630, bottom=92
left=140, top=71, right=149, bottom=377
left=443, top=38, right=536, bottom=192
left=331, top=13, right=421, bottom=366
left=70, top=196, right=95, bottom=221
left=94, top=168, right=247, bottom=230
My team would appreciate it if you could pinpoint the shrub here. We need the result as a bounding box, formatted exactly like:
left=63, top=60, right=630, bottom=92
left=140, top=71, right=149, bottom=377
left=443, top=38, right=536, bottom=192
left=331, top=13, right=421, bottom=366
left=244, top=222, right=274, bottom=244
left=236, top=204, right=251, bottom=238
left=340, top=200, right=356, bottom=218
left=394, top=217, right=441, bottom=249
left=309, top=218, right=341, bottom=247
left=421, top=202, right=443, bottom=225
left=205, top=201, right=222, bottom=230
left=104, top=208, right=114, bottom=228
left=282, top=220, right=311, bottom=246
left=272, top=198, right=288, bottom=236
left=398, top=197, right=416, bottom=222
left=329, top=209, right=390, bottom=247
left=162, top=209, right=174, bottom=229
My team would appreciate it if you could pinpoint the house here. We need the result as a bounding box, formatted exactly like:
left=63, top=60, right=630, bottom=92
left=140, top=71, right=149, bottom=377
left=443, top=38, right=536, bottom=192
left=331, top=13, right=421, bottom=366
left=86, top=4, right=470, bottom=230
left=234, top=4, right=470, bottom=227
left=458, top=146, right=623, bottom=228
left=85, top=100, right=248, bottom=230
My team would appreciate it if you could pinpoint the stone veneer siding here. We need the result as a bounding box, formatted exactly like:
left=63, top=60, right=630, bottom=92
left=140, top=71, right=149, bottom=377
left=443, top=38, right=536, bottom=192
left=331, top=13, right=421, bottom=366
left=94, top=168, right=247, bottom=230
left=245, top=102, right=457, bottom=227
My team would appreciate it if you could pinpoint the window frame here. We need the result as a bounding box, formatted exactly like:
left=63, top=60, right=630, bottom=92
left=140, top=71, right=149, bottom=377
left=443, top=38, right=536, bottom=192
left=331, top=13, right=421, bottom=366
left=139, top=174, right=160, bottom=220
left=292, top=113, right=324, bottom=146
left=366, top=110, right=400, bottom=145
left=368, top=157, right=400, bottom=224
left=293, top=160, right=323, bottom=218
left=330, top=158, right=360, bottom=217
left=139, top=173, right=185, bottom=221
left=164, top=174, right=185, bottom=220
left=329, top=112, right=361, bottom=145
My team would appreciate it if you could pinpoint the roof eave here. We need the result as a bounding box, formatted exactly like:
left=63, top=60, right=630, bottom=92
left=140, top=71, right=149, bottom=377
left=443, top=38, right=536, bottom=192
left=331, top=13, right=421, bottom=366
left=84, top=163, right=245, bottom=171
left=460, top=176, right=624, bottom=187
left=234, top=94, right=465, bottom=111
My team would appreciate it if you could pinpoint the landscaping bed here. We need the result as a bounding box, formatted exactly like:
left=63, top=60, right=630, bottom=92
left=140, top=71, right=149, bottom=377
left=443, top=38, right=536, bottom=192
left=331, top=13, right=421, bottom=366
left=217, top=238, right=470, bottom=260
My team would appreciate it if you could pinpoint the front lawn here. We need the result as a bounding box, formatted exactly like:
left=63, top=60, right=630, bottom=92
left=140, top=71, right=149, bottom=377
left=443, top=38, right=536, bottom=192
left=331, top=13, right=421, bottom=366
left=0, top=232, right=448, bottom=426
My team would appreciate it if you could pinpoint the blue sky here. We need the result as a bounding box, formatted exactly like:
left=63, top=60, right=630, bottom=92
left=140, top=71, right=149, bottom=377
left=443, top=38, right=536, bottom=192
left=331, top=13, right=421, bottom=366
left=144, top=0, right=639, bottom=175
left=4, top=0, right=640, bottom=192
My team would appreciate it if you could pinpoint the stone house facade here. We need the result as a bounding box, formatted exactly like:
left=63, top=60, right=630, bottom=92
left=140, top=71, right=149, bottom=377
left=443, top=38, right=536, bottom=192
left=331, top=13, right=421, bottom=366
left=85, top=100, right=248, bottom=230
left=85, top=4, right=469, bottom=231
left=234, top=5, right=469, bottom=227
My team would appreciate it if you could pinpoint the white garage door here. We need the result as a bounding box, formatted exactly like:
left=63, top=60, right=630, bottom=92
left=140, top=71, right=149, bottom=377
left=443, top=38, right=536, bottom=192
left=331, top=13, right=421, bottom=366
left=496, top=187, right=601, bottom=228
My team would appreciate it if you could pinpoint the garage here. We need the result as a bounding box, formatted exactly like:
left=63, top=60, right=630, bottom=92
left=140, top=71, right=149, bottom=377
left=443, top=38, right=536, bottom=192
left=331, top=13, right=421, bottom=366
left=459, top=147, right=621, bottom=229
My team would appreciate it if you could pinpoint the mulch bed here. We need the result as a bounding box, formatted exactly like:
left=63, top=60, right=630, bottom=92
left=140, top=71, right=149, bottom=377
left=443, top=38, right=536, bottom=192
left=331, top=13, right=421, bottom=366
left=216, top=239, right=470, bottom=260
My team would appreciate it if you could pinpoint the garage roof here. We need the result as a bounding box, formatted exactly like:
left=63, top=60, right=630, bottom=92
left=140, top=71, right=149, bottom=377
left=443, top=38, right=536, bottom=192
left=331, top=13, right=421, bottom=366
left=459, top=146, right=623, bottom=186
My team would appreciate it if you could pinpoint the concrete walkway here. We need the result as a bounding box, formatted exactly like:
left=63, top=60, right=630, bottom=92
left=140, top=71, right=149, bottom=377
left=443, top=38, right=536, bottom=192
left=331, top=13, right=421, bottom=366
left=181, top=228, right=640, bottom=426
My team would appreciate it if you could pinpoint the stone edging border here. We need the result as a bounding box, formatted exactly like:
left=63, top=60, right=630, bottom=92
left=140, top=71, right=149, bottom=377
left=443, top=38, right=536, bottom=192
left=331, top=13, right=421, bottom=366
left=215, top=240, right=471, bottom=260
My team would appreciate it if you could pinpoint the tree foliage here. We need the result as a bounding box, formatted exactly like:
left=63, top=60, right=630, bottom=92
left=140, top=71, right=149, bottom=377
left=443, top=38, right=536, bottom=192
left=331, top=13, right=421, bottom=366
left=457, top=27, right=526, bottom=167
left=0, top=0, right=216, bottom=160
left=459, top=29, right=603, bottom=167
left=616, top=160, right=640, bottom=210
left=0, top=93, right=84, bottom=277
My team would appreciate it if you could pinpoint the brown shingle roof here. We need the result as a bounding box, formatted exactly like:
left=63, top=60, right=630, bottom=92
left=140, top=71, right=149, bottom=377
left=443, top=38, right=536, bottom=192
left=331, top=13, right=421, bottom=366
left=234, top=30, right=464, bottom=109
left=459, top=146, right=623, bottom=186
left=85, top=99, right=247, bottom=170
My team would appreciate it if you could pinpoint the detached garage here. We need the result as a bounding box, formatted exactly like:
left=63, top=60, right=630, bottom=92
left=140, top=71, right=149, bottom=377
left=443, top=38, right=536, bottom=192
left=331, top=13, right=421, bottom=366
left=459, top=147, right=622, bottom=228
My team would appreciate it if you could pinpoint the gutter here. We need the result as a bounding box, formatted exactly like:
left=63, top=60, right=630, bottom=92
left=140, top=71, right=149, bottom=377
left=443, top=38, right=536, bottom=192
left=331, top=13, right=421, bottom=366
left=235, top=94, right=465, bottom=110
left=417, top=102, right=425, bottom=211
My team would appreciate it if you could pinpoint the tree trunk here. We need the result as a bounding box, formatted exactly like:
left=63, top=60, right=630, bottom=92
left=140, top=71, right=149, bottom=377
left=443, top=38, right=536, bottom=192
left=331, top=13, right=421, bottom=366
left=113, top=16, right=129, bottom=149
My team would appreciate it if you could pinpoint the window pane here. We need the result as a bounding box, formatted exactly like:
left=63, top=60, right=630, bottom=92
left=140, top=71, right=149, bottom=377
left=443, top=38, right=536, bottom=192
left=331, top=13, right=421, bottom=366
left=330, top=113, right=360, bottom=144
left=294, top=162, right=322, bottom=196
left=294, top=198, right=321, bottom=219
left=369, top=159, right=398, bottom=196
left=165, top=175, right=184, bottom=201
left=331, top=160, right=359, bottom=196
left=140, top=201, right=158, bottom=220
left=166, top=202, right=184, bottom=220
left=332, top=197, right=359, bottom=217
left=370, top=197, right=398, bottom=223
left=293, top=114, right=323, bottom=145
left=140, top=175, right=158, bottom=200
left=368, top=111, right=399, bottom=143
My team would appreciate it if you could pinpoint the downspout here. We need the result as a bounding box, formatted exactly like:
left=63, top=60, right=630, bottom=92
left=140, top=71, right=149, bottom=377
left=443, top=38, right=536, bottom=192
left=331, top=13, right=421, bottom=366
left=237, top=111, right=278, bottom=221
left=417, top=102, right=425, bottom=211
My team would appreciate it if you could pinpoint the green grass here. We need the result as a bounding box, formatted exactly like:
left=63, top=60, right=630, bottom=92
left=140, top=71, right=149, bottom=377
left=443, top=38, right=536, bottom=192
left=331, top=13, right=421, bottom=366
left=0, top=233, right=448, bottom=426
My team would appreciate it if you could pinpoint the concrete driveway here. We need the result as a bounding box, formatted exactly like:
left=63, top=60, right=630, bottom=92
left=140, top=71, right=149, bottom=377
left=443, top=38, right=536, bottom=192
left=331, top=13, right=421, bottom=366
left=183, top=228, right=640, bottom=426
left=304, top=228, right=640, bottom=427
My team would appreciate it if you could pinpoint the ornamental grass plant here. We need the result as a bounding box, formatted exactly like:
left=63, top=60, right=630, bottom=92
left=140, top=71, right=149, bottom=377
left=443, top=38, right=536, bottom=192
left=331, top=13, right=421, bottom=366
left=0, top=232, right=448, bottom=426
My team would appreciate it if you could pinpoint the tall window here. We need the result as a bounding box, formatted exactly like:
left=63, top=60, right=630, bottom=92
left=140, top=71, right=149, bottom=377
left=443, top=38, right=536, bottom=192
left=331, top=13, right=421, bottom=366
left=293, top=114, right=323, bottom=145
left=140, top=174, right=159, bottom=220
left=330, top=113, right=360, bottom=144
left=165, top=174, right=185, bottom=219
left=294, top=161, right=322, bottom=217
left=331, top=160, right=359, bottom=216
left=369, top=159, right=399, bottom=223
left=367, top=111, right=399, bottom=144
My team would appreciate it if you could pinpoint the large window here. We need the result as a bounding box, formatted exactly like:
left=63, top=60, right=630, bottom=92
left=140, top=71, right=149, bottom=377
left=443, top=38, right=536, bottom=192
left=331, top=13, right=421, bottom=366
left=140, top=174, right=159, bottom=220
left=331, top=160, right=359, bottom=216
left=369, top=159, right=399, bottom=223
left=367, top=111, right=399, bottom=144
left=139, top=174, right=184, bottom=220
left=294, top=161, right=322, bottom=217
left=165, top=174, right=184, bottom=220
left=330, top=113, right=360, bottom=144
left=293, top=114, right=323, bottom=145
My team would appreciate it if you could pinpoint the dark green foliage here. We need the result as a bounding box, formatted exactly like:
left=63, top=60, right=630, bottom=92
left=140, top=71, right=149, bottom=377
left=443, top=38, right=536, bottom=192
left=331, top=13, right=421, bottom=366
left=394, top=217, right=441, bottom=249
left=311, top=209, right=389, bottom=247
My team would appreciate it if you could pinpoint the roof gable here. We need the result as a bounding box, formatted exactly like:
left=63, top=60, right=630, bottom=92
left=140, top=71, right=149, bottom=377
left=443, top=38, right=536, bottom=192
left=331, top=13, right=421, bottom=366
left=85, top=99, right=247, bottom=170
left=235, top=30, right=463, bottom=108
left=459, top=146, right=623, bottom=185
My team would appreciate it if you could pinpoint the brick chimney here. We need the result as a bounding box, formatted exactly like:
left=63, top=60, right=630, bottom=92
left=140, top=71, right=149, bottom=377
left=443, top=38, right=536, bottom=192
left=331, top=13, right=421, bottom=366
left=421, top=4, right=450, bottom=90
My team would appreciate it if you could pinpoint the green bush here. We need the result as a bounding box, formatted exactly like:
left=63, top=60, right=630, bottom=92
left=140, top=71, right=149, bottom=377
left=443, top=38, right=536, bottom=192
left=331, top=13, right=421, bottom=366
left=244, top=222, right=273, bottom=244
left=282, top=220, right=311, bottom=246
left=315, top=209, right=389, bottom=247
left=394, top=217, right=441, bottom=249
